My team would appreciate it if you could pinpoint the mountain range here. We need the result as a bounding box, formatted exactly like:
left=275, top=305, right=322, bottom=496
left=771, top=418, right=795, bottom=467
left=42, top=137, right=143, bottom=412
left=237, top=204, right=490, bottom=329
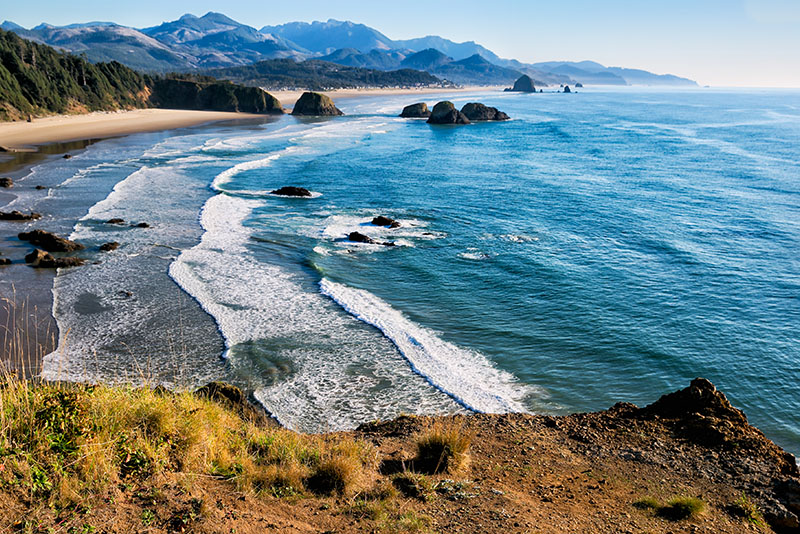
left=0, top=13, right=697, bottom=88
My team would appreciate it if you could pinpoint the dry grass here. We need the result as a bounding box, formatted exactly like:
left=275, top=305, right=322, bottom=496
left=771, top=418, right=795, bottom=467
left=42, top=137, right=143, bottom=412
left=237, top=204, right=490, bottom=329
left=0, top=372, right=376, bottom=522
left=414, top=419, right=473, bottom=474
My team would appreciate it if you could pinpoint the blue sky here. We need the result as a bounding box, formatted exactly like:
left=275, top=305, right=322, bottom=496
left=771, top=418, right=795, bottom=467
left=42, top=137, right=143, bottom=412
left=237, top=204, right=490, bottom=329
left=4, top=0, right=799, bottom=87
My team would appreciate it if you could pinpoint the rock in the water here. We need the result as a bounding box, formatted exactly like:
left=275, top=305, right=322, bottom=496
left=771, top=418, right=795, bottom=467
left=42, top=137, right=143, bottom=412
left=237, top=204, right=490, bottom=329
left=460, top=103, right=510, bottom=121
left=506, top=75, right=536, bottom=93
left=271, top=186, right=312, bottom=197
left=349, top=231, right=396, bottom=246
left=0, top=210, right=41, bottom=221
left=372, top=216, right=401, bottom=228
left=25, top=249, right=51, bottom=264
left=0, top=258, right=10, bottom=266
left=99, top=242, right=120, bottom=252
left=349, top=231, right=377, bottom=244
left=18, top=230, right=84, bottom=252
left=400, top=103, right=431, bottom=118
left=0, top=177, right=13, bottom=188
left=427, top=101, right=470, bottom=125
left=291, top=92, right=344, bottom=116
left=563, top=85, right=572, bottom=93
left=63, top=154, right=72, bottom=159
left=106, top=218, right=125, bottom=225
left=575, top=83, right=583, bottom=88
left=134, top=222, right=150, bottom=228
left=35, top=185, right=46, bottom=190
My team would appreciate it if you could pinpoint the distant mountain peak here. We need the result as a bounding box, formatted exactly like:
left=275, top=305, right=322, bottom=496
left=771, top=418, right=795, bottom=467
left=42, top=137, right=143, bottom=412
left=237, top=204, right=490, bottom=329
left=1, top=20, right=24, bottom=31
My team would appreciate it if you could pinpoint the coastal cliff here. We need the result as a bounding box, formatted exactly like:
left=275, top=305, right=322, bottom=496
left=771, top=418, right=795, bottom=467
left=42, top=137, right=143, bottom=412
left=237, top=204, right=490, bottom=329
left=0, top=377, right=796, bottom=533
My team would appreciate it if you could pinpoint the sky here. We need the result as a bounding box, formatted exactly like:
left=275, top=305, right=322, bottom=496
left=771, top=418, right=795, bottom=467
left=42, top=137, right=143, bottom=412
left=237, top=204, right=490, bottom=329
left=3, top=0, right=800, bottom=87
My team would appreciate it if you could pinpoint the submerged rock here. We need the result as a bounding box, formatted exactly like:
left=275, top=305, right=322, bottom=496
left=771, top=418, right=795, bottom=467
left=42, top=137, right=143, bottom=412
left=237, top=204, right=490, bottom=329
left=372, top=216, right=401, bottom=228
left=271, top=186, right=312, bottom=197
left=0, top=177, right=13, bottom=188
left=506, top=75, right=536, bottom=93
left=0, top=210, right=41, bottom=221
left=18, top=229, right=84, bottom=252
left=400, top=103, right=431, bottom=118
left=106, top=218, right=125, bottom=225
left=99, top=242, right=120, bottom=252
left=134, top=222, right=150, bottom=228
left=427, top=101, right=470, bottom=125
left=460, top=103, right=510, bottom=121
left=291, top=92, right=344, bottom=116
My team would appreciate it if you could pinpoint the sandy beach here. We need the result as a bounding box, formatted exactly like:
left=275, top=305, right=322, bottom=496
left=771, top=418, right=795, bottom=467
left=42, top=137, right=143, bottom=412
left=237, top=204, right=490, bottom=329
left=0, top=109, right=267, bottom=151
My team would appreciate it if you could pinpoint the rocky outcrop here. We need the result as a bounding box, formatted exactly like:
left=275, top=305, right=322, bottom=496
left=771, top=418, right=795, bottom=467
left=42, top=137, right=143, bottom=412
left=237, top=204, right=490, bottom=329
left=18, top=230, right=84, bottom=252
left=271, top=186, right=312, bottom=197
left=563, top=85, right=571, bottom=93
left=106, top=218, right=125, bottom=225
left=35, top=185, right=46, bottom=190
left=0, top=177, right=13, bottom=188
left=134, top=222, right=150, bottom=228
left=575, top=83, right=583, bottom=88
left=506, top=75, right=536, bottom=93
left=291, top=92, right=343, bottom=116
left=149, top=79, right=284, bottom=115
left=195, top=382, right=275, bottom=426
left=25, top=248, right=84, bottom=268
left=400, top=103, right=431, bottom=118
left=0, top=253, right=10, bottom=266
left=0, top=210, right=41, bottom=221
left=99, top=242, right=120, bottom=252
left=348, top=232, right=396, bottom=247
left=427, top=101, right=470, bottom=125
left=460, top=103, right=510, bottom=121
left=372, top=216, right=401, bottom=228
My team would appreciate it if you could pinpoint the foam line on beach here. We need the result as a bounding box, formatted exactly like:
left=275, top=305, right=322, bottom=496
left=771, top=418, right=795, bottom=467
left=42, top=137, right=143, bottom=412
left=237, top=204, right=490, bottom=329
left=318, top=278, right=531, bottom=414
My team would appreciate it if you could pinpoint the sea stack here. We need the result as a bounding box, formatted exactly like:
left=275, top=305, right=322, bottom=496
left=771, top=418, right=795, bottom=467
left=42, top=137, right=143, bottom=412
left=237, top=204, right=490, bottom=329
left=400, top=103, right=431, bottom=118
left=291, top=92, right=344, bottom=116
left=507, top=75, right=536, bottom=93
left=460, top=103, right=510, bottom=121
left=427, top=101, right=470, bottom=125
left=564, top=85, right=572, bottom=93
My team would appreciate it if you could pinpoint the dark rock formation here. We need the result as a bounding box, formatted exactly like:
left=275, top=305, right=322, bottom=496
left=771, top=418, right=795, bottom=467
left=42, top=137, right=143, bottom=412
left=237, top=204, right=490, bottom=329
left=149, top=79, right=284, bottom=115
left=18, top=230, right=84, bottom=252
left=0, top=177, right=13, bottom=188
left=427, top=101, right=470, bottom=125
left=400, top=103, right=431, bottom=118
left=564, top=85, right=572, bottom=93
left=372, top=216, right=401, bottom=228
left=349, top=232, right=396, bottom=247
left=99, top=242, right=120, bottom=252
left=506, top=75, right=536, bottom=93
left=0, top=258, right=10, bottom=266
left=24, top=248, right=84, bottom=268
left=575, top=83, right=584, bottom=88
left=271, top=186, right=312, bottom=197
left=63, top=154, right=72, bottom=159
left=134, top=222, right=150, bottom=228
left=291, top=92, right=344, bottom=116
left=106, top=218, right=125, bottom=225
left=460, top=103, right=510, bottom=121
left=0, top=210, right=41, bottom=221
left=35, top=185, right=46, bottom=190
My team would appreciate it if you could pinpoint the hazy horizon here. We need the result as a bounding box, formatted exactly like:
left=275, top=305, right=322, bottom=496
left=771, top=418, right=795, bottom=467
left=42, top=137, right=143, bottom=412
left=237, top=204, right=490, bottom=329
left=4, top=0, right=799, bottom=88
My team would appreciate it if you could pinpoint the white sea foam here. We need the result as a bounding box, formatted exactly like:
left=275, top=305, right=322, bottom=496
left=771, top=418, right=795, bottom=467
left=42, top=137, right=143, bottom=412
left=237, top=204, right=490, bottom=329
left=319, top=278, right=531, bottom=414
left=169, top=194, right=461, bottom=430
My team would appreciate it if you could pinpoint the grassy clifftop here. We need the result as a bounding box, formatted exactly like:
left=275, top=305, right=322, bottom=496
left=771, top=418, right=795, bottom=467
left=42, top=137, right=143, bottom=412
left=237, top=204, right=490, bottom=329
left=1, top=376, right=798, bottom=533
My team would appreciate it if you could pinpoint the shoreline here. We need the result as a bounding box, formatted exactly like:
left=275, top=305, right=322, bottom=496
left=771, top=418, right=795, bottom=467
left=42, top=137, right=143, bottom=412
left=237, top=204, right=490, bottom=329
left=0, top=86, right=504, bottom=151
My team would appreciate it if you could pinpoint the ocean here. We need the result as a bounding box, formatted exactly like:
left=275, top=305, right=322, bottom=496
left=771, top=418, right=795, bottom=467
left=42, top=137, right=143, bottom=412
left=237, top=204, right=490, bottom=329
left=4, top=88, right=799, bottom=454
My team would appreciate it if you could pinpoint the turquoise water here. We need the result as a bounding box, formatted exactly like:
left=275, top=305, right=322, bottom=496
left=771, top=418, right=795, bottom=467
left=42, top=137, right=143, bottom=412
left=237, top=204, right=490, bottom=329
left=13, top=88, right=798, bottom=453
